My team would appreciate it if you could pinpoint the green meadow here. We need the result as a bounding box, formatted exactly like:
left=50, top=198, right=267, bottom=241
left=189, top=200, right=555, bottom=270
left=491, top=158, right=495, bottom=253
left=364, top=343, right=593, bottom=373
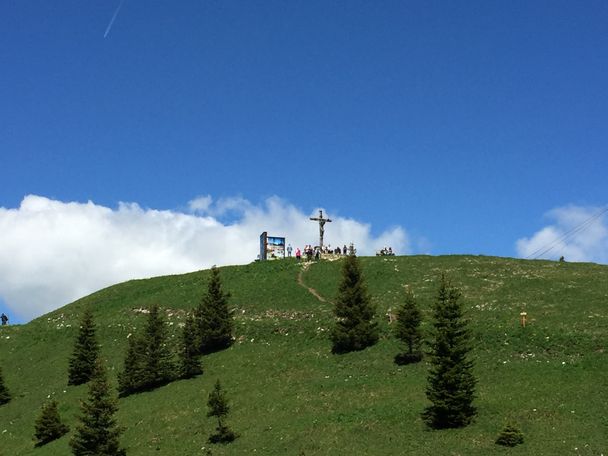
left=0, top=255, right=606, bottom=455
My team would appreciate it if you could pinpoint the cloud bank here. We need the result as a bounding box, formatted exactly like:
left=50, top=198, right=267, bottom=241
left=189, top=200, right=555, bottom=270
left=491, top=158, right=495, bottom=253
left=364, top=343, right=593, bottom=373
left=516, top=205, right=608, bottom=263
left=0, top=195, right=410, bottom=322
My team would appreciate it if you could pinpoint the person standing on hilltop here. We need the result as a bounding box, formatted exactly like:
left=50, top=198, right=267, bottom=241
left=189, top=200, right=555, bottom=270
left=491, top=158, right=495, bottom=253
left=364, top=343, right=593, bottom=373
left=1, top=313, right=7, bottom=326
left=295, top=247, right=301, bottom=262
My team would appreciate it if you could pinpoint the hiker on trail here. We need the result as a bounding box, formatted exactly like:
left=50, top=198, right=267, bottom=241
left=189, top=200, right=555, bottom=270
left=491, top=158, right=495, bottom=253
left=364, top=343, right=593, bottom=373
left=295, top=247, right=301, bottom=261
left=1, top=313, right=8, bottom=326
left=343, top=245, right=347, bottom=255
left=287, top=244, right=293, bottom=257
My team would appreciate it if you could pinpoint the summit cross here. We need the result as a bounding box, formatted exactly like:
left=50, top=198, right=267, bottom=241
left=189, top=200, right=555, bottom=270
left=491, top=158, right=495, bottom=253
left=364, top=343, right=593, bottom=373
left=309, top=209, right=332, bottom=248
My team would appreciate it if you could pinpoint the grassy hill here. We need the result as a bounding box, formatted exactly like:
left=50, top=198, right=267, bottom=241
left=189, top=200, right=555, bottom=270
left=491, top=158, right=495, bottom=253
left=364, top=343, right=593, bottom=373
left=0, top=255, right=607, bottom=455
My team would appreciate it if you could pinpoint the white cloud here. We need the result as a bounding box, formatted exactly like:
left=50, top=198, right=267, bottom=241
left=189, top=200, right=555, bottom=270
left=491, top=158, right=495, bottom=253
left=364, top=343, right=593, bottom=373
left=188, top=195, right=213, bottom=213
left=0, top=195, right=413, bottom=322
left=516, top=205, right=608, bottom=263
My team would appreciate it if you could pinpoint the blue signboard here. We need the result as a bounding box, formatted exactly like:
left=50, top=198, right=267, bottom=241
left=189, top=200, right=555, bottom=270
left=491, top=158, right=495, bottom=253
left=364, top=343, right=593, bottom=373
left=259, top=232, right=286, bottom=260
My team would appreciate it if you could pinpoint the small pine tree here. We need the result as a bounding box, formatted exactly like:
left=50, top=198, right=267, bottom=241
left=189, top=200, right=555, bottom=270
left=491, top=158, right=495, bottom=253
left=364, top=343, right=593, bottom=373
left=117, top=333, right=146, bottom=397
left=141, top=304, right=175, bottom=388
left=495, top=423, right=524, bottom=447
left=70, top=360, right=126, bottom=456
left=422, top=274, right=477, bottom=429
left=34, top=400, right=69, bottom=446
left=196, top=267, right=233, bottom=354
left=68, top=306, right=99, bottom=386
left=118, top=304, right=175, bottom=396
left=207, top=379, right=236, bottom=444
left=330, top=254, right=378, bottom=354
left=179, top=314, right=202, bottom=379
left=394, top=288, right=423, bottom=365
left=0, top=366, right=11, bottom=406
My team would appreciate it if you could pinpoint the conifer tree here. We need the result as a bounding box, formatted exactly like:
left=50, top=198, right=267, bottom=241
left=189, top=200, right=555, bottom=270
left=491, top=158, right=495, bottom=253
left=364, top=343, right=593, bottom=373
left=422, top=275, right=477, bottom=429
left=495, top=423, right=524, bottom=447
left=118, top=304, right=175, bottom=396
left=196, top=267, right=233, bottom=354
left=207, top=379, right=236, bottom=444
left=394, top=288, right=423, bottom=365
left=330, top=254, right=378, bottom=354
left=34, top=400, right=69, bottom=446
left=70, top=360, right=126, bottom=456
left=68, top=306, right=99, bottom=386
left=117, top=334, right=146, bottom=397
left=0, top=366, right=11, bottom=406
left=141, top=304, right=175, bottom=388
left=179, top=314, right=202, bottom=379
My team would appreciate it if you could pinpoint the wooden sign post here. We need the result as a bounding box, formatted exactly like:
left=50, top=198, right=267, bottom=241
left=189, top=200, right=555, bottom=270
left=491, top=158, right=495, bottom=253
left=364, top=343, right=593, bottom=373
left=520, top=311, right=527, bottom=328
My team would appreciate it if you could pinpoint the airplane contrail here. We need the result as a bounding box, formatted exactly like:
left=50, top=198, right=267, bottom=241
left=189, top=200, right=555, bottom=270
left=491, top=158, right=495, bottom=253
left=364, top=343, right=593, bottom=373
left=104, top=0, right=126, bottom=38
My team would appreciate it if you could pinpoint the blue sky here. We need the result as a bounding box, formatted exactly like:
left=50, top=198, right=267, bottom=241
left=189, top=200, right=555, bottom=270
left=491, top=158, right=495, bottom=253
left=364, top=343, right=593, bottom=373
left=1, top=1, right=607, bottom=322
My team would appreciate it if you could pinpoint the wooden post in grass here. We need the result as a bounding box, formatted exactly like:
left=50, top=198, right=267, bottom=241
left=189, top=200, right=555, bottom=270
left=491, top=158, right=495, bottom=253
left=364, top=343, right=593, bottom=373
left=520, top=311, right=527, bottom=328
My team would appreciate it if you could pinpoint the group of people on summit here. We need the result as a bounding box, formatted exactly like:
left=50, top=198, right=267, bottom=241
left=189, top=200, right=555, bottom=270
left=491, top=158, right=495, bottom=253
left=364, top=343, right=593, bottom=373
left=377, top=246, right=395, bottom=256
left=287, top=243, right=356, bottom=261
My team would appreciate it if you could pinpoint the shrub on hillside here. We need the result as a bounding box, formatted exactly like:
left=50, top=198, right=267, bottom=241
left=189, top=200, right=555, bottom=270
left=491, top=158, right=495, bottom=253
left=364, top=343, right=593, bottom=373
left=34, top=400, right=69, bottom=446
left=495, top=423, right=524, bottom=447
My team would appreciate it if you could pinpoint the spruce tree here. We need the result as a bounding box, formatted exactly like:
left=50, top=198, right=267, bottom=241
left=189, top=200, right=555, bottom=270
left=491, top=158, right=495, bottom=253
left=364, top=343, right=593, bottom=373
left=495, top=423, right=524, bottom=447
left=330, top=254, right=378, bottom=354
left=141, top=304, right=175, bottom=388
left=118, top=304, right=175, bottom=396
left=179, top=314, right=202, bottom=379
left=196, top=267, right=233, bottom=354
left=394, top=288, right=423, bottom=365
left=68, top=306, right=99, bottom=386
left=0, top=366, right=11, bottom=406
left=207, top=379, right=236, bottom=444
left=34, top=400, right=69, bottom=446
left=422, top=275, right=477, bottom=429
left=70, top=360, right=126, bottom=456
left=117, top=334, right=146, bottom=397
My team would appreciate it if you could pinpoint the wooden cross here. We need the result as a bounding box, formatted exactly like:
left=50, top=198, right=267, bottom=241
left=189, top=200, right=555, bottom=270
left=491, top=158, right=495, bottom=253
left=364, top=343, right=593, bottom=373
left=310, top=209, right=332, bottom=248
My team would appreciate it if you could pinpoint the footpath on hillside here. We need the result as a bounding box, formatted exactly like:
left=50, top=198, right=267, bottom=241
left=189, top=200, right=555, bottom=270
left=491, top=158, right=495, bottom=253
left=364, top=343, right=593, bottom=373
left=297, top=262, right=329, bottom=303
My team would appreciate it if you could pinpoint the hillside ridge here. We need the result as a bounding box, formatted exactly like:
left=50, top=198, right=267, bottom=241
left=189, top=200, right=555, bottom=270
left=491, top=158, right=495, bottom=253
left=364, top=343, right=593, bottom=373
left=0, top=255, right=607, bottom=455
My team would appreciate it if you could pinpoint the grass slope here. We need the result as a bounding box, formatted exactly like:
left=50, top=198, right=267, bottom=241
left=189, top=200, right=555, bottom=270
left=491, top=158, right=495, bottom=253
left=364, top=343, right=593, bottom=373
left=0, top=255, right=607, bottom=455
